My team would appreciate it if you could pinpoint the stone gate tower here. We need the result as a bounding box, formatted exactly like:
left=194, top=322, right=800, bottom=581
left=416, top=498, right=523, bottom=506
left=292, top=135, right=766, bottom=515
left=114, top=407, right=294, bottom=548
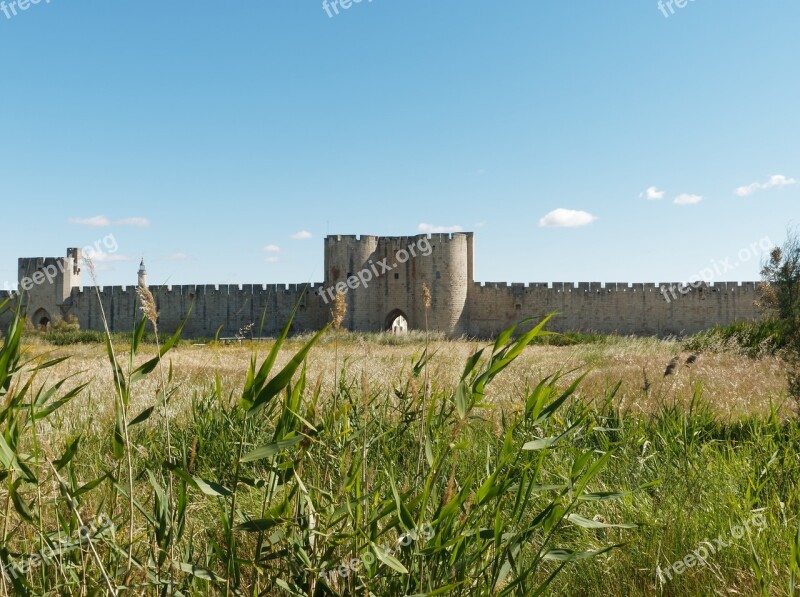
left=323, top=233, right=473, bottom=336
left=17, top=248, right=82, bottom=329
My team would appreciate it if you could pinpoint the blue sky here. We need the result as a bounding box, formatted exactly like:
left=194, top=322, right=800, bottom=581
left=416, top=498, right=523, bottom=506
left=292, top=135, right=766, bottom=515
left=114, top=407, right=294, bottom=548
left=1, top=0, right=797, bottom=289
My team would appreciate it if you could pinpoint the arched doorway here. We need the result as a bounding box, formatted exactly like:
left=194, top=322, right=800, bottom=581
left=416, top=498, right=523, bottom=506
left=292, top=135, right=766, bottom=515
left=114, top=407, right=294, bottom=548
left=385, top=309, right=409, bottom=334
left=32, top=308, right=51, bottom=331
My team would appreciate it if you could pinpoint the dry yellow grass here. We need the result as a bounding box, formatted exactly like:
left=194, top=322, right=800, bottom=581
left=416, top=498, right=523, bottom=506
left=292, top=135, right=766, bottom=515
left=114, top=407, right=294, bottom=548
left=20, top=335, right=790, bottom=439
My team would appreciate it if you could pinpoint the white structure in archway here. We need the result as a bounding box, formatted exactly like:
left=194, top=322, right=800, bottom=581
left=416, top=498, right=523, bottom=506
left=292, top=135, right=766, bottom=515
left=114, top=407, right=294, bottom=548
left=390, top=314, right=408, bottom=334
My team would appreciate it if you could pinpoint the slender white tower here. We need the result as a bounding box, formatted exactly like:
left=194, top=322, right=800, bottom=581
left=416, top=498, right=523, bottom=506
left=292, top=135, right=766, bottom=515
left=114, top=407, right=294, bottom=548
left=138, top=259, right=147, bottom=288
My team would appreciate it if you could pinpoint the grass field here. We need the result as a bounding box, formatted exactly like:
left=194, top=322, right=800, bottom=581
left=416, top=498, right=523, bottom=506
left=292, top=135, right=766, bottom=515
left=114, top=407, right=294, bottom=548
left=1, top=307, right=799, bottom=596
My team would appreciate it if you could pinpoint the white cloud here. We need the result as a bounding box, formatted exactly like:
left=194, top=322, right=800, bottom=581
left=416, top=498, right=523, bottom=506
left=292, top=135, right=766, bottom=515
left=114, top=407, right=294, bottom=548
left=263, top=244, right=281, bottom=253
left=166, top=252, right=190, bottom=261
left=265, top=256, right=280, bottom=263
left=418, top=223, right=464, bottom=233
left=640, top=186, right=666, bottom=200
left=735, top=183, right=760, bottom=197
left=674, top=193, right=703, bottom=205
left=116, top=217, right=151, bottom=228
left=735, top=174, right=797, bottom=197
left=69, top=215, right=111, bottom=227
left=68, top=215, right=151, bottom=228
left=291, top=231, right=313, bottom=240
left=538, top=209, right=597, bottom=228
left=769, top=174, right=796, bottom=187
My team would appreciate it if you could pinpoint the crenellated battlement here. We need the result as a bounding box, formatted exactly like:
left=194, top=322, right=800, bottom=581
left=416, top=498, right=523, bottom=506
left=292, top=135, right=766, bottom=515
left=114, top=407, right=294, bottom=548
left=69, top=283, right=326, bottom=299
left=325, top=232, right=472, bottom=245
left=326, top=234, right=378, bottom=244
left=471, top=281, right=759, bottom=292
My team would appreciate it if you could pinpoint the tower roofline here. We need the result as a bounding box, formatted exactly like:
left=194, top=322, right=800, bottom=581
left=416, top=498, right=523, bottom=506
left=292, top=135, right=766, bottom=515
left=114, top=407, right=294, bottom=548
left=324, top=232, right=474, bottom=242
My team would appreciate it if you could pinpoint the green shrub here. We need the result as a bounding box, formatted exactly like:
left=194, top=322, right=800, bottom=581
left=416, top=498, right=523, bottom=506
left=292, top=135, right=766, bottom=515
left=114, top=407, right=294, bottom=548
left=43, top=329, right=108, bottom=345
left=51, top=314, right=81, bottom=332
left=529, top=330, right=617, bottom=346
left=758, top=229, right=800, bottom=400
left=684, top=319, right=785, bottom=357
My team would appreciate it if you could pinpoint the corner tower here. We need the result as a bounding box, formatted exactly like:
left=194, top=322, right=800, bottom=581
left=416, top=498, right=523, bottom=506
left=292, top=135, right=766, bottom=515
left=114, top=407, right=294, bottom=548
left=17, top=248, right=82, bottom=328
